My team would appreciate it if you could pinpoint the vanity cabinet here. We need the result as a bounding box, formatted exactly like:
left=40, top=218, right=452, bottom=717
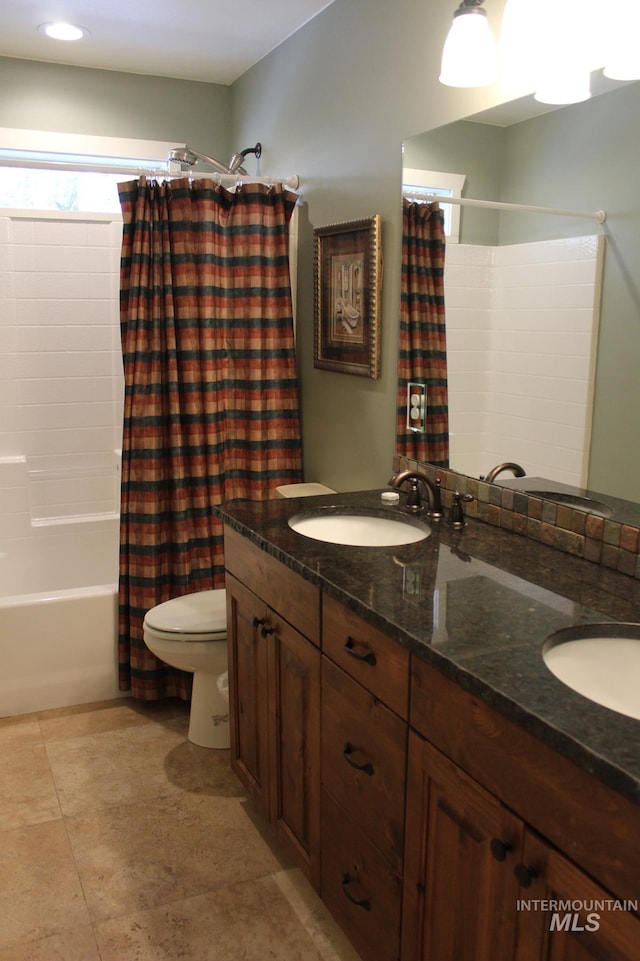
left=224, top=526, right=321, bottom=887
left=320, top=595, right=410, bottom=961
left=223, top=524, right=640, bottom=961
left=404, top=658, right=640, bottom=961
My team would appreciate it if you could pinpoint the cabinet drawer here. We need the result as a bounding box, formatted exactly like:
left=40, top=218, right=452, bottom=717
left=224, top=524, right=320, bottom=645
left=322, top=657, right=407, bottom=870
left=321, top=789, right=402, bottom=961
left=322, top=593, right=409, bottom=717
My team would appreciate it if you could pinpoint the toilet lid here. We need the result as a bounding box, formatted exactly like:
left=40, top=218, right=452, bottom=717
left=144, top=589, right=226, bottom=634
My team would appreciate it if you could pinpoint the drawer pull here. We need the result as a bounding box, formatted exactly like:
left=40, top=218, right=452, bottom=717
left=343, top=742, right=374, bottom=776
left=341, top=873, right=372, bottom=911
left=260, top=624, right=274, bottom=638
left=344, top=636, right=377, bottom=666
left=252, top=616, right=265, bottom=629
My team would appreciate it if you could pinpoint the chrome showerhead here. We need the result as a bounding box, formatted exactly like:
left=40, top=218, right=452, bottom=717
left=168, top=142, right=263, bottom=176
left=168, top=146, right=199, bottom=166
left=167, top=145, right=233, bottom=175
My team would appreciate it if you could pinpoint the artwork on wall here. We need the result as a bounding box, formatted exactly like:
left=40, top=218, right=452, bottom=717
left=313, top=215, right=382, bottom=378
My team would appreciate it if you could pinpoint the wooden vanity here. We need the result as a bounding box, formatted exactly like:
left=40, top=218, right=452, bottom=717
left=220, top=498, right=640, bottom=961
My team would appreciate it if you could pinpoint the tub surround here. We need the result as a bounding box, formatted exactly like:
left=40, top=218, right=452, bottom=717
left=216, top=489, right=640, bottom=806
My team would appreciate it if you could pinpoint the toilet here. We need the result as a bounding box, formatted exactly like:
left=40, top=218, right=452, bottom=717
left=143, top=483, right=335, bottom=750
left=143, top=589, right=228, bottom=749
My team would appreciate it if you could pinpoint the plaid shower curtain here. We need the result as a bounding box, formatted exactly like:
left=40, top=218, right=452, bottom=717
left=118, top=178, right=303, bottom=699
left=396, top=199, right=449, bottom=466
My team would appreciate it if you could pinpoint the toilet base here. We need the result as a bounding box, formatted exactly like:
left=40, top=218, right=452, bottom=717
left=188, top=670, right=230, bottom=749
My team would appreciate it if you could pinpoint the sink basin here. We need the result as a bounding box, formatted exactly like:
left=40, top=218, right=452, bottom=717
left=288, top=509, right=430, bottom=547
left=543, top=623, right=640, bottom=720
left=527, top=491, right=614, bottom=518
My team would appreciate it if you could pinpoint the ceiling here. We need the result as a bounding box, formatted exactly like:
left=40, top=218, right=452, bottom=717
left=0, top=0, right=337, bottom=85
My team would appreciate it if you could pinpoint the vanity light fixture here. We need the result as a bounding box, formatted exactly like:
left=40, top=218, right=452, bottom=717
left=439, top=0, right=498, bottom=88
left=603, top=0, right=640, bottom=80
left=38, top=22, right=90, bottom=42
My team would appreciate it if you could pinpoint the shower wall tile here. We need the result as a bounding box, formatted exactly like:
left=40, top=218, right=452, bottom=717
left=445, top=235, right=603, bottom=485
left=1, top=213, right=124, bottom=535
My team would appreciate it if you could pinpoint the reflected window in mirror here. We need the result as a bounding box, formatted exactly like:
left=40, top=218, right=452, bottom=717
left=402, top=168, right=465, bottom=243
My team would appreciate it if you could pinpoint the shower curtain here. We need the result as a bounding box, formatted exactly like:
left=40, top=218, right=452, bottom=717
left=396, top=199, right=449, bottom=466
left=118, top=178, right=303, bottom=700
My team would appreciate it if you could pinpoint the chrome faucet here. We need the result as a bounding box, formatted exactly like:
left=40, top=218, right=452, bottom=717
left=388, top=470, right=444, bottom=519
left=483, top=462, right=526, bottom=484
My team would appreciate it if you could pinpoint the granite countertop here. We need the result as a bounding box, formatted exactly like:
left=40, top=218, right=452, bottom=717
left=216, top=489, right=640, bottom=806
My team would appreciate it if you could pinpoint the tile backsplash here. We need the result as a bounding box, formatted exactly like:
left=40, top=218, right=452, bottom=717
left=394, top=455, right=640, bottom=581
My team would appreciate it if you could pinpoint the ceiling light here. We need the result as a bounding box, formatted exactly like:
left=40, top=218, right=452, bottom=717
left=38, top=23, right=90, bottom=42
left=439, top=0, right=497, bottom=88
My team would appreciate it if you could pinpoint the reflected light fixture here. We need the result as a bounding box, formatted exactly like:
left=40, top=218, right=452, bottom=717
left=38, top=22, right=90, bottom=42
left=439, top=0, right=497, bottom=88
left=603, top=0, right=640, bottom=81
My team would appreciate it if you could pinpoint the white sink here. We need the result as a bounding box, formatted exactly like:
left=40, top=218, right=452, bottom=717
left=288, top=510, right=430, bottom=547
left=543, top=624, right=640, bottom=721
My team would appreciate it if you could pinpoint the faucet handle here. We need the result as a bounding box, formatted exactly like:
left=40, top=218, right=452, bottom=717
left=449, top=492, right=473, bottom=528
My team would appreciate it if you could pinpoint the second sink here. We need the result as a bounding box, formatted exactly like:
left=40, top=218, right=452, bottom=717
left=288, top=509, right=431, bottom=547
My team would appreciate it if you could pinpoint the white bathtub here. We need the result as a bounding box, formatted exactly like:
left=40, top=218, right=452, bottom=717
left=0, top=516, right=122, bottom=717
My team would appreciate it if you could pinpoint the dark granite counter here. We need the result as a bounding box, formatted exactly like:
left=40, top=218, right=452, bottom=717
left=217, top=489, right=640, bottom=806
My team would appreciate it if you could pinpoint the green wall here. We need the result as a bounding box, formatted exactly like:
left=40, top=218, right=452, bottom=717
left=13, top=1, right=638, bottom=497
left=0, top=56, right=233, bottom=161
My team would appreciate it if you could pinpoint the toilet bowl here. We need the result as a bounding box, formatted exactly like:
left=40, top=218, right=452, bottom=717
left=143, top=589, right=228, bottom=749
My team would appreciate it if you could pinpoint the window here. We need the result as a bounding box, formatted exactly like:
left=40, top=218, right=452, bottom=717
left=402, top=168, right=466, bottom=243
left=0, top=128, right=181, bottom=215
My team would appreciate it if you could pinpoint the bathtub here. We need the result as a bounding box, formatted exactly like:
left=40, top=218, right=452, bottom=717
left=0, top=515, right=122, bottom=717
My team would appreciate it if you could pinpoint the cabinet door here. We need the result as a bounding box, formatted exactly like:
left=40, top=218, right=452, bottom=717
left=268, top=610, right=321, bottom=888
left=402, top=730, right=524, bottom=961
left=514, top=830, right=640, bottom=961
left=226, top=573, right=270, bottom=812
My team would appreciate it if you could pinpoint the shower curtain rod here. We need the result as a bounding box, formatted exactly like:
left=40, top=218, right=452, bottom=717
left=412, top=192, right=606, bottom=224
left=0, top=156, right=299, bottom=188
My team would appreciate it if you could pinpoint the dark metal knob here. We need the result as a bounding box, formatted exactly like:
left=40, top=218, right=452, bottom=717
left=514, top=863, right=537, bottom=888
left=490, top=838, right=512, bottom=862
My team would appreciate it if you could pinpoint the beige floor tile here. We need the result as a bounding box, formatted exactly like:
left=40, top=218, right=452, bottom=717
left=45, top=713, right=236, bottom=816
left=0, top=820, right=91, bottom=948
left=0, top=926, right=101, bottom=961
left=66, top=792, right=284, bottom=922
left=38, top=697, right=163, bottom=742
left=274, top=869, right=363, bottom=961
left=0, top=730, right=62, bottom=830
left=95, top=874, right=334, bottom=961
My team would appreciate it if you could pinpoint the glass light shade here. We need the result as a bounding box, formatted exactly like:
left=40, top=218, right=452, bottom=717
left=535, top=69, right=591, bottom=105
left=439, top=10, right=498, bottom=87
left=603, top=1, right=640, bottom=80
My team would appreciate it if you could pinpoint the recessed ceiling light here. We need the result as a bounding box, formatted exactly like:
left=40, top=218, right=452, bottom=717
left=38, top=22, right=90, bottom=42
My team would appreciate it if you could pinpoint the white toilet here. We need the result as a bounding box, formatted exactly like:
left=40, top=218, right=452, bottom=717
left=143, top=589, right=228, bottom=749
left=142, top=484, right=335, bottom=751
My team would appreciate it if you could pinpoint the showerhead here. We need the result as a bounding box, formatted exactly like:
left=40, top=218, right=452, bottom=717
left=168, top=146, right=199, bottom=166
left=167, top=145, right=235, bottom=175
left=168, top=142, right=263, bottom=176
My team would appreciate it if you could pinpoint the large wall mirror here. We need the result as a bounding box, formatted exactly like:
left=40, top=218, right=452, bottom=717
left=401, top=73, right=640, bottom=506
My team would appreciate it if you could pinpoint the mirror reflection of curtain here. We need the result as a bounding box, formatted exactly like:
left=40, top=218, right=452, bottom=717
left=396, top=199, right=449, bottom=466
left=117, top=178, right=303, bottom=699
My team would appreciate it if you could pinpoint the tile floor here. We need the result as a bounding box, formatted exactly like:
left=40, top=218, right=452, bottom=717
left=0, top=698, right=362, bottom=961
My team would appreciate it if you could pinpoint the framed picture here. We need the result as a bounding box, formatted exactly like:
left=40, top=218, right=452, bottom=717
left=313, top=214, right=382, bottom=378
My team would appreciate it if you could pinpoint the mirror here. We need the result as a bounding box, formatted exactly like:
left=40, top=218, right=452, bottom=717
left=401, top=73, right=640, bottom=505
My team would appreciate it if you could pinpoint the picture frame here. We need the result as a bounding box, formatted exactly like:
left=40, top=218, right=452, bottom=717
left=313, top=214, right=382, bottom=378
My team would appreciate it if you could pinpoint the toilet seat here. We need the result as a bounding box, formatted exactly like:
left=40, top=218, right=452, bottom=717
left=143, top=589, right=227, bottom=642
